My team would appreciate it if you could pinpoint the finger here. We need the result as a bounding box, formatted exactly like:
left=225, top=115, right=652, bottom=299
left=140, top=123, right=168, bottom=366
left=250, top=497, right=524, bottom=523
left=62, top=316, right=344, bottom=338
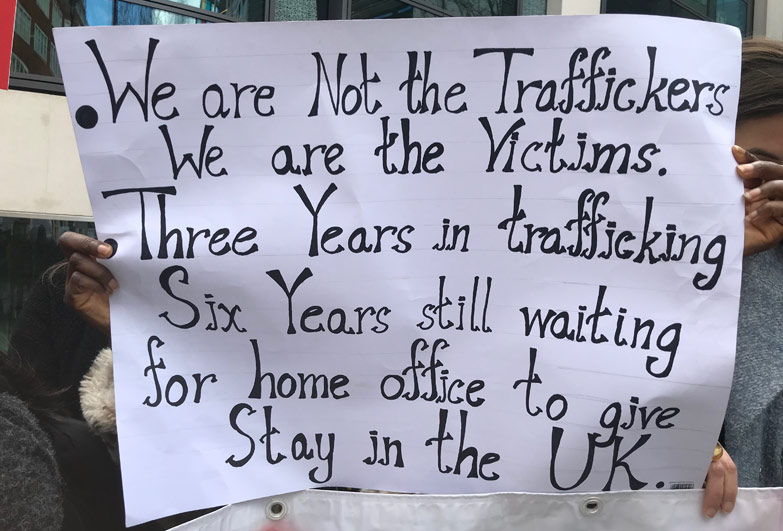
left=737, top=160, right=783, bottom=187
left=732, top=145, right=759, bottom=164
left=745, top=197, right=768, bottom=215
left=702, top=460, right=726, bottom=518
left=67, top=270, right=110, bottom=301
left=744, top=180, right=783, bottom=202
left=65, top=251, right=75, bottom=284
left=747, top=201, right=783, bottom=224
left=733, top=146, right=762, bottom=187
left=59, top=231, right=113, bottom=259
left=744, top=189, right=768, bottom=204
left=66, top=271, right=112, bottom=336
left=721, top=454, right=738, bottom=513
left=68, top=252, right=119, bottom=293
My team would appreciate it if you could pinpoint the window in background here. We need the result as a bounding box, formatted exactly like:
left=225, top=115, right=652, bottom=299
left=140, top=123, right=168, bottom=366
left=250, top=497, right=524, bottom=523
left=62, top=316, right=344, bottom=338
left=603, top=0, right=751, bottom=36
left=52, top=2, right=63, bottom=28
left=678, top=0, right=715, bottom=17
left=716, top=0, right=749, bottom=33
left=10, top=54, right=30, bottom=74
left=522, top=0, right=546, bottom=15
left=352, top=0, right=440, bottom=19
left=33, top=24, right=48, bottom=60
left=36, top=0, right=51, bottom=18
left=115, top=1, right=207, bottom=25
left=0, top=218, right=96, bottom=353
left=437, top=0, right=517, bottom=17
left=352, top=0, right=543, bottom=19
left=15, top=4, right=32, bottom=43
left=166, top=0, right=267, bottom=21
left=49, top=42, right=60, bottom=76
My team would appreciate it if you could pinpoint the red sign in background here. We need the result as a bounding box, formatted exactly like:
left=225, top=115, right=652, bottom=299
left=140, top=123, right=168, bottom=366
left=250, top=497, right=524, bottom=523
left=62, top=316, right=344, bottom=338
left=1, top=0, right=17, bottom=90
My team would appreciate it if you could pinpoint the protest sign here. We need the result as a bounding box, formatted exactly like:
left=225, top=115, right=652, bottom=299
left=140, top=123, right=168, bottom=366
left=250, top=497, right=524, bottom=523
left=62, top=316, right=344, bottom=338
left=55, top=15, right=742, bottom=525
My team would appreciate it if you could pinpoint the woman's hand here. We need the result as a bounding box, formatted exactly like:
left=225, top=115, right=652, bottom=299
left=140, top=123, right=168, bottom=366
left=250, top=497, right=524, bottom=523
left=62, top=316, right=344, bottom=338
left=702, top=445, right=737, bottom=519
left=733, top=145, right=783, bottom=256
left=59, top=232, right=117, bottom=338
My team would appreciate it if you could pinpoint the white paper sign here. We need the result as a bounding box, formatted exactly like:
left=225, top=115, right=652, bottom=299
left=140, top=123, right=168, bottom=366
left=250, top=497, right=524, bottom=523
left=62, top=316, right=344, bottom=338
left=55, top=15, right=743, bottom=525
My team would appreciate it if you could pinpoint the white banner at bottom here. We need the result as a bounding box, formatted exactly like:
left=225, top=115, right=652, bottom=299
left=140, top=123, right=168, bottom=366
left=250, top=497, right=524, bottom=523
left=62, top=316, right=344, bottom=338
left=171, top=488, right=783, bottom=531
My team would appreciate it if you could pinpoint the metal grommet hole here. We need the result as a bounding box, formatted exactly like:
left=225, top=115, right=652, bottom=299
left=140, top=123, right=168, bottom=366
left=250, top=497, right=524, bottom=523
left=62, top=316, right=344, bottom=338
left=580, top=497, right=603, bottom=516
left=266, top=500, right=287, bottom=521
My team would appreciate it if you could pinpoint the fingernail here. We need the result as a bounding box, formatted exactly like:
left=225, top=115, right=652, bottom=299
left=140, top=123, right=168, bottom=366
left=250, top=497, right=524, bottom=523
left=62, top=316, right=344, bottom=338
left=722, top=501, right=734, bottom=513
left=732, top=145, right=745, bottom=157
left=705, top=507, right=717, bottom=518
left=98, top=243, right=113, bottom=257
left=109, top=279, right=119, bottom=292
left=737, top=163, right=754, bottom=176
left=746, top=210, right=758, bottom=222
left=744, top=188, right=761, bottom=200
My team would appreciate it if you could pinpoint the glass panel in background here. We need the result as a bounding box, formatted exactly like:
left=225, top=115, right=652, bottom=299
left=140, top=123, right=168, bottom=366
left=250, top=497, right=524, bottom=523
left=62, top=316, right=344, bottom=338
left=716, top=0, right=749, bottom=36
left=0, top=218, right=96, bottom=353
left=353, top=0, right=544, bottom=20
left=115, top=1, right=206, bottom=24
left=604, top=0, right=749, bottom=36
left=604, top=0, right=696, bottom=17
left=678, top=0, right=715, bottom=17
left=352, top=0, right=440, bottom=18
left=165, top=0, right=266, bottom=21
left=15, top=4, right=32, bottom=44
left=522, top=0, right=546, bottom=15
left=422, top=0, right=516, bottom=17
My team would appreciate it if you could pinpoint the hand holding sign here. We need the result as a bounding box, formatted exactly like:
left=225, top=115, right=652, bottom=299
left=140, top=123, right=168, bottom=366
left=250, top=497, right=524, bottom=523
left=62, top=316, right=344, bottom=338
left=60, top=231, right=116, bottom=338
left=702, top=447, right=738, bottom=518
left=733, top=145, right=783, bottom=256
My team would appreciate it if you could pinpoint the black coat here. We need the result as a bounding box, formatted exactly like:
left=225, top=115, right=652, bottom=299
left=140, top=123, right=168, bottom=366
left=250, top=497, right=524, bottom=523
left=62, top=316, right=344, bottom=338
left=39, top=413, right=125, bottom=530
left=9, top=268, right=109, bottom=419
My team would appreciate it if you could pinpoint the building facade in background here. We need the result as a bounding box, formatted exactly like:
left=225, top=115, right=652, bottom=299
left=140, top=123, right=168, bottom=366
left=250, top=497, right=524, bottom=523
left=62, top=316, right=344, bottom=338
left=12, top=0, right=86, bottom=78
left=603, top=0, right=753, bottom=34
left=0, top=0, right=780, bottom=349
left=9, top=0, right=779, bottom=92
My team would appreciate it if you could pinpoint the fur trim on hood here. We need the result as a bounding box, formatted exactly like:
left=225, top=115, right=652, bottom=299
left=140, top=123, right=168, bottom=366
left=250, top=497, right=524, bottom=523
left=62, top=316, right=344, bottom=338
left=79, top=348, right=118, bottom=460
